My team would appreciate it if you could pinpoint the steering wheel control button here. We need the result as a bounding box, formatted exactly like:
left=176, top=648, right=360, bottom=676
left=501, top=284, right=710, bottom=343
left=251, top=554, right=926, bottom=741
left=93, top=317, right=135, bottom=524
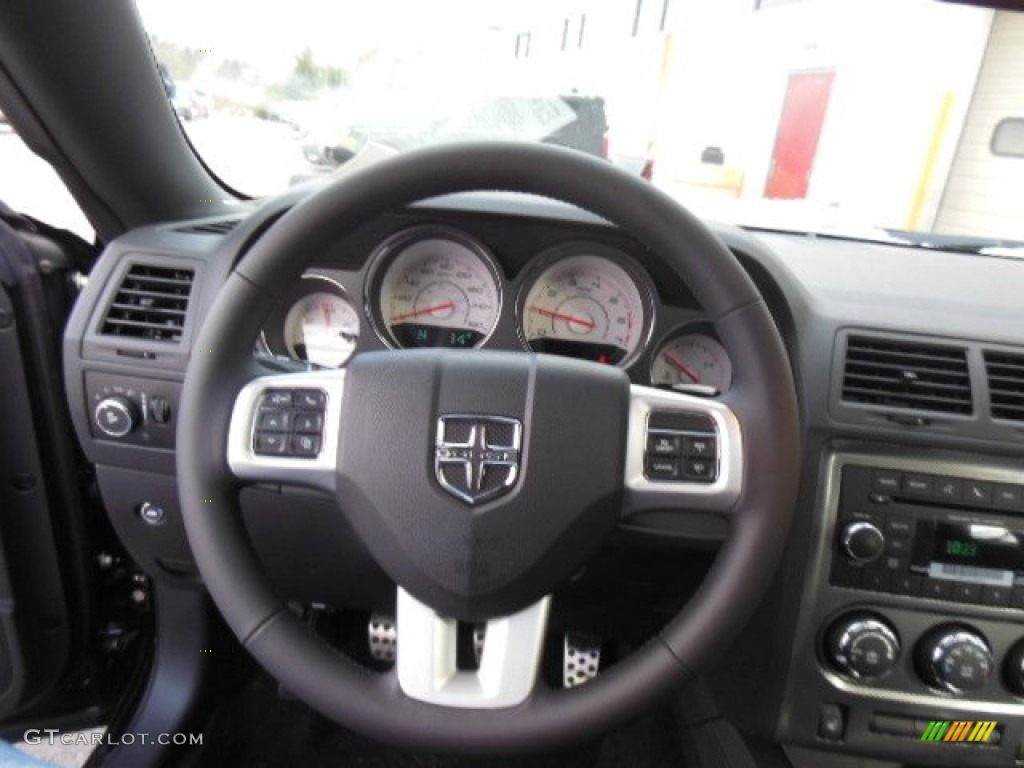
left=840, top=521, right=885, bottom=563
left=94, top=396, right=138, bottom=438
left=643, top=414, right=719, bottom=484
left=264, top=390, right=294, bottom=407
left=291, top=434, right=322, bottom=457
left=826, top=613, right=900, bottom=680
left=294, top=389, right=326, bottom=409
left=250, top=387, right=328, bottom=459
left=647, top=434, right=681, bottom=456
left=257, top=408, right=291, bottom=432
left=254, top=432, right=288, bottom=456
left=645, top=456, right=680, bottom=480
left=916, top=625, right=993, bottom=694
left=293, top=413, right=324, bottom=433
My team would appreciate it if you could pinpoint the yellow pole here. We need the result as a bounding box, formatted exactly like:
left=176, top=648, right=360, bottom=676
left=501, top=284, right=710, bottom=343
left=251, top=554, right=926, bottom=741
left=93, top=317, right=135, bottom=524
left=907, top=91, right=955, bottom=231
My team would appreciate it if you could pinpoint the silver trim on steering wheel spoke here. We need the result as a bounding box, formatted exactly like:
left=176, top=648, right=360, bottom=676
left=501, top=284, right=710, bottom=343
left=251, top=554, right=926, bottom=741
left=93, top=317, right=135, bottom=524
left=623, top=385, right=743, bottom=514
left=396, top=588, right=551, bottom=709
left=226, top=370, right=345, bottom=493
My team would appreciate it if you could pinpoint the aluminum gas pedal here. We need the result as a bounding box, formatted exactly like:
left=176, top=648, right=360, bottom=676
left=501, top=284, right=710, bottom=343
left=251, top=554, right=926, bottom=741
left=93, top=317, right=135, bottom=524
left=564, top=633, right=602, bottom=688
left=368, top=613, right=397, bottom=663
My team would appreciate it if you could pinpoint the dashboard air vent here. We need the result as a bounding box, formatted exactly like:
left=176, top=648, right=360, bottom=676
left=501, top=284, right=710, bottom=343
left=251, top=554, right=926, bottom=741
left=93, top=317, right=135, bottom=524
left=841, top=336, right=972, bottom=415
left=176, top=219, right=240, bottom=235
left=984, top=350, right=1024, bottom=423
left=100, top=264, right=194, bottom=343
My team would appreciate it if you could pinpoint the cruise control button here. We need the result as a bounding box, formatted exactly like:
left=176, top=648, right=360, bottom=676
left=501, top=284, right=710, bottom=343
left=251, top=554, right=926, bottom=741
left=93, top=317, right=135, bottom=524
left=291, top=434, right=322, bottom=457
left=862, top=570, right=890, bottom=592
left=683, top=435, right=716, bottom=458
left=646, top=433, right=681, bottom=456
left=645, top=456, right=680, bottom=481
left=294, top=389, right=326, bottom=410
left=254, top=432, right=288, bottom=455
left=682, top=459, right=715, bottom=481
left=257, top=408, right=291, bottom=432
left=293, top=412, right=324, bottom=434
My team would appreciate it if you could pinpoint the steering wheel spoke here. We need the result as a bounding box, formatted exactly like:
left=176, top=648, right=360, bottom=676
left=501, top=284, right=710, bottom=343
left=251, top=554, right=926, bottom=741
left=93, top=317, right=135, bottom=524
left=623, top=384, right=744, bottom=516
left=226, top=369, right=345, bottom=493
left=396, top=588, right=551, bottom=709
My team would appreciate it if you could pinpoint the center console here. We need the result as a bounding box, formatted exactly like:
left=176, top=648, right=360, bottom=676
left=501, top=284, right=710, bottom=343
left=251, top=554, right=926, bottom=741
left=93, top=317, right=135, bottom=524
left=779, top=450, right=1024, bottom=766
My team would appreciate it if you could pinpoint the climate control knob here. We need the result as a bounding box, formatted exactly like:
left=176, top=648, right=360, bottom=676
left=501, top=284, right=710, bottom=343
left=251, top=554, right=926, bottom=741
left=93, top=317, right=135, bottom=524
left=840, top=521, right=885, bottom=563
left=1003, top=641, right=1024, bottom=696
left=916, top=625, right=993, bottom=694
left=826, top=613, right=900, bottom=680
left=94, top=397, right=138, bottom=438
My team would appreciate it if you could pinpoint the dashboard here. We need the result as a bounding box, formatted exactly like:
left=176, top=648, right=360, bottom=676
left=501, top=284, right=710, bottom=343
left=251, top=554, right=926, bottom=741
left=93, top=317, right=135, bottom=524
left=254, top=213, right=733, bottom=395
left=61, top=188, right=1024, bottom=767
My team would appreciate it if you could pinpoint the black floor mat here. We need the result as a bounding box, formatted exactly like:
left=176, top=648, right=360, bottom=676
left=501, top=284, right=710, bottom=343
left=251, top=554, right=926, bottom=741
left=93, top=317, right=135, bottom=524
left=195, top=675, right=685, bottom=768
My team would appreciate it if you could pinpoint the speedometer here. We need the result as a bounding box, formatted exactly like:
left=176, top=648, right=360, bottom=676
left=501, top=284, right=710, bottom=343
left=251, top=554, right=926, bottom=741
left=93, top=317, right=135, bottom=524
left=370, top=228, right=502, bottom=349
left=519, top=249, right=651, bottom=366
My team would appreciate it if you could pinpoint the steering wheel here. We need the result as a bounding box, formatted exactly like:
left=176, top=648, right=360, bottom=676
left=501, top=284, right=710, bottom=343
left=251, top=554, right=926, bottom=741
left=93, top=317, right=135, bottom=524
left=177, top=143, right=799, bottom=754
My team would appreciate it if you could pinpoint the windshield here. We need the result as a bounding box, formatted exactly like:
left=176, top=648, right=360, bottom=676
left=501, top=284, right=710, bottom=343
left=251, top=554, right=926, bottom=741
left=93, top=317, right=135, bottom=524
left=136, top=0, right=1024, bottom=244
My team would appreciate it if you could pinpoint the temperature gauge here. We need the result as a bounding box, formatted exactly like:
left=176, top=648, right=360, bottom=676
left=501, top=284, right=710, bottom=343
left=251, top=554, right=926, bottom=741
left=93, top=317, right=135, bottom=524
left=651, top=334, right=732, bottom=394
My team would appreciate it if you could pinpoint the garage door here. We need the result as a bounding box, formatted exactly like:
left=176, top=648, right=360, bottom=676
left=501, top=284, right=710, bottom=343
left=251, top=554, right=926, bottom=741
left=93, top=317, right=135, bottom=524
left=935, top=10, right=1024, bottom=240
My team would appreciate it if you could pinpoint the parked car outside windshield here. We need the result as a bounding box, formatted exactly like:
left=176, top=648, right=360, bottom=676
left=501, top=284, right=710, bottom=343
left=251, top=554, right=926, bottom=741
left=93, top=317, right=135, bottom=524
left=137, top=0, right=1024, bottom=245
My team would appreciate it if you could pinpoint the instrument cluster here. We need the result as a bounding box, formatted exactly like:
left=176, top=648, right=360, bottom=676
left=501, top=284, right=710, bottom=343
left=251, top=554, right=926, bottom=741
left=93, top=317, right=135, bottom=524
left=257, top=225, right=733, bottom=394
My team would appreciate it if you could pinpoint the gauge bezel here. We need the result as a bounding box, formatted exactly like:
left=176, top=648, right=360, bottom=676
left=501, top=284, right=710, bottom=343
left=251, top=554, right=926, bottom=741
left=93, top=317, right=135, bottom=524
left=257, top=273, right=359, bottom=369
left=364, top=225, right=504, bottom=351
left=515, top=242, right=657, bottom=370
left=648, top=324, right=733, bottom=394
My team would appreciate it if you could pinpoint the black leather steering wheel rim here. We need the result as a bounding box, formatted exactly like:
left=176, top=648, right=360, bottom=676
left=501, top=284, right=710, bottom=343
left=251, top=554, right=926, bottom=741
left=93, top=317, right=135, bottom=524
left=177, top=142, right=800, bottom=754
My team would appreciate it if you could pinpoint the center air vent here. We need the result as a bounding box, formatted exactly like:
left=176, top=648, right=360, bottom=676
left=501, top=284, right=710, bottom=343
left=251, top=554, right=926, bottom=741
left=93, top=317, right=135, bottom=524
left=984, top=350, right=1024, bottom=423
left=100, top=264, right=194, bottom=343
left=841, top=335, right=972, bottom=415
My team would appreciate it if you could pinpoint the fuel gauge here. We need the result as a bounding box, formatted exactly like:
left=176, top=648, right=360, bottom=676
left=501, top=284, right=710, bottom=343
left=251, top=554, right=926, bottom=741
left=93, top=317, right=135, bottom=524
left=651, top=334, right=732, bottom=394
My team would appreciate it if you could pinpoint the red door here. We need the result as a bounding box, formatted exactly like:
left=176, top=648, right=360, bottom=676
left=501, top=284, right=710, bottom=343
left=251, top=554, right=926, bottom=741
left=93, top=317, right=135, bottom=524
left=764, top=70, right=835, bottom=199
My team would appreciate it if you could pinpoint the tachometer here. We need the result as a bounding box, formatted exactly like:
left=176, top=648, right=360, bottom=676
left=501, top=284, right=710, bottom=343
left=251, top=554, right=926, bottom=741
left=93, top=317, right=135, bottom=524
left=520, top=250, right=650, bottom=366
left=650, top=333, right=732, bottom=394
left=370, top=228, right=502, bottom=349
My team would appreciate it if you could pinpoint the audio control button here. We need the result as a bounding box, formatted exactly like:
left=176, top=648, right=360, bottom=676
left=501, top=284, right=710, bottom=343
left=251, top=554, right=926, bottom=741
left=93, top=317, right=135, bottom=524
left=841, top=521, right=885, bottom=564
left=885, top=516, right=913, bottom=537
left=934, top=477, right=962, bottom=502
left=964, top=480, right=993, bottom=506
left=872, top=470, right=901, bottom=494
left=951, top=582, right=981, bottom=603
left=982, top=585, right=1011, bottom=607
left=922, top=578, right=951, bottom=600
left=891, top=573, right=921, bottom=596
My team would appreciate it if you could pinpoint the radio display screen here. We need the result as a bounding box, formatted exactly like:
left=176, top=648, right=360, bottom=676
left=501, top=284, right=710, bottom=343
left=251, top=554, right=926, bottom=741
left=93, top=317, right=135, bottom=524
left=920, top=522, right=1024, bottom=585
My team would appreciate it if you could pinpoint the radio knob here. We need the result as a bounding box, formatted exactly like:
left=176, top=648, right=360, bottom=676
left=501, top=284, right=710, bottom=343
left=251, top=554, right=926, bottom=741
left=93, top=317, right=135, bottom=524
left=94, top=397, right=138, bottom=438
left=916, top=625, right=993, bottom=694
left=1002, top=641, right=1024, bottom=696
left=840, top=521, right=885, bottom=563
left=826, top=613, right=900, bottom=680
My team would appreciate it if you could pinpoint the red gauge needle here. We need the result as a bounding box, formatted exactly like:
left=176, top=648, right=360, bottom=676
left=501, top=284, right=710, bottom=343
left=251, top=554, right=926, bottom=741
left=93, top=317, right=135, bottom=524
left=391, top=301, right=455, bottom=322
left=663, top=352, right=700, bottom=384
left=530, top=306, right=595, bottom=330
